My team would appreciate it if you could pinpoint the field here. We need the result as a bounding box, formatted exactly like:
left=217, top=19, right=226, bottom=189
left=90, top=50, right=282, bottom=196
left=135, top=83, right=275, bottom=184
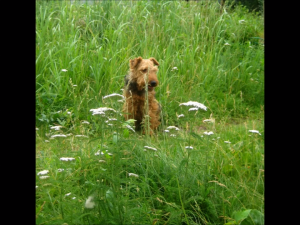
left=36, top=0, right=264, bottom=224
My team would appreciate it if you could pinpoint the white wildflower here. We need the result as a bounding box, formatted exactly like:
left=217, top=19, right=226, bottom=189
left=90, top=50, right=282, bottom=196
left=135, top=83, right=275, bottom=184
left=188, top=108, right=199, bottom=111
left=60, top=157, right=75, bottom=161
left=224, top=141, right=231, bottom=144
left=36, top=127, right=39, bottom=131
left=73, top=85, right=77, bottom=87
left=128, top=173, right=139, bottom=178
left=203, top=119, right=214, bottom=123
left=99, top=160, right=106, bottom=163
left=125, top=124, right=135, bottom=132
left=106, top=118, right=117, bottom=122
left=61, top=69, right=68, bottom=72
left=91, top=111, right=105, bottom=116
left=170, top=134, right=176, bottom=137
left=144, top=146, right=157, bottom=151
left=166, top=126, right=180, bottom=130
left=185, top=146, right=193, bottom=149
left=217, top=137, right=220, bottom=139
left=39, top=176, right=50, bottom=180
left=95, top=150, right=101, bottom=156
left=75, top=135, right=88, bottom=138
left=179, top=101, right=207, bottom=111
left=171, top=67, right=178, bottom=71
left=66, top=133, right=73, bottom=137
left=177, top=114, right=184, bottom=118
left=72, top=197, right=76, bottom=200
left=102, top=93, right=125, bottom=99
left=51, top=134, right=67, bottom=138
left=50, top=126, right=62, bottom=130
left=249, top=130, right=261, bottom=135
left=45, top=140, right=50, bottom=143
left=107, top=153, right=113, bottom=156
left=81, top=120, right=90, bottom=124
left=95, top=150, right=109, bottom=156
left=65, top=193, right=71, bottom=196
left=37, top=170, right=49, bottom=176
left=36, top=186, right=38, bottom=189
left=164, top=130, right=170, bottom=132
left=224, top=43, right=231, bottom=46
left=203, top=131, right=214, bottom=135
left=85, top=196, right=95, bottom=209
left=67, top=112, right=72, bottom=115
left=90, top=107, right=116, bottom=116
left=239, top=20, right=246, bottom=24
left=57, top=169, right=64, bottom=172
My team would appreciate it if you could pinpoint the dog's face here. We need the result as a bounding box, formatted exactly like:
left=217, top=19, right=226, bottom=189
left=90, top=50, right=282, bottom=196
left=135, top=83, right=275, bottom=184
left=128, top=57, right=159, bottom=91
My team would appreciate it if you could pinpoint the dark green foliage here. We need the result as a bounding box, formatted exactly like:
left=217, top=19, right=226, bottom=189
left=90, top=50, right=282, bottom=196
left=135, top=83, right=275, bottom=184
left=225, top=0, right=264, bottom=14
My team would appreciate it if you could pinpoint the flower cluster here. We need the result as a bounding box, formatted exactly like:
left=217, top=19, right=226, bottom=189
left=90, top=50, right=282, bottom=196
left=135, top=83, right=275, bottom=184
left=249, top=130, right=261, bottom=135
left=60, top=157, right=75, bottom=161
left=37, top=170, right=49, bottom=176
left=203, top=131, right=214, bottom=136
left=177, top=114, right=184, bottom=118
left=75, top=135, right=88, bottom=138
left=144, top=146, right=157, bottom=151
left=37, top=170, right=50, bottom=179
left=128, top=173, right=139, bottom=178
left=50, top=126, right=63, bottom=130
left=102, top=93, right=125, bottom=99
left=164, top=126, right=180, bottom=137
left=90, top=107, right=116, bottom=116
left=85, top=196, right=95, bottom=209
left=179, top=101, right=207, bottom=111
left=51, top=134, right=67, bottom=138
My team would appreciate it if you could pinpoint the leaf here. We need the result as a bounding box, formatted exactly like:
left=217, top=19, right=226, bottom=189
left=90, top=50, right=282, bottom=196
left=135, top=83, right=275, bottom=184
left=112, top=132, right=118, bottom=144
left=225, top=221, right=238, bottom=225
left=106, top=188, right=114, bottom=199
left=232, top=209, right=252, bottom=223
left=240, top=209, right=264, bottom=225
left=123, top=129, right=129, bottom=138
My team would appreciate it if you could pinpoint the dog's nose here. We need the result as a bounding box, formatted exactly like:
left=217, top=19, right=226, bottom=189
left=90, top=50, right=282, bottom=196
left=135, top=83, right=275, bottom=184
left=150, top=81, right=157, bottom=87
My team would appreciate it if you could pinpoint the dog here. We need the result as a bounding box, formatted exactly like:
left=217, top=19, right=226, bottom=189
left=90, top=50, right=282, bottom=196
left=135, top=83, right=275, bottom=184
left=123, top=57, right=161, bottom=134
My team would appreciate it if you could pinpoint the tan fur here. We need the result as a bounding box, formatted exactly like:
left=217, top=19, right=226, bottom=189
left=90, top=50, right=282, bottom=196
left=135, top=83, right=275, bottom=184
left=123, top=57, right=161, bottom=134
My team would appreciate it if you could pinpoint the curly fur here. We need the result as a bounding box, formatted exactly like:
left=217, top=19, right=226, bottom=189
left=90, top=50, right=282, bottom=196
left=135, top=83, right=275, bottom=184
left=123, top=57, right=161, bottom=133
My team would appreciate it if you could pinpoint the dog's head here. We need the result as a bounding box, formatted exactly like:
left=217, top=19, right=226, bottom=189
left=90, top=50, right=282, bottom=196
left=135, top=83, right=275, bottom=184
left=126, top=57, right=159, bottom=91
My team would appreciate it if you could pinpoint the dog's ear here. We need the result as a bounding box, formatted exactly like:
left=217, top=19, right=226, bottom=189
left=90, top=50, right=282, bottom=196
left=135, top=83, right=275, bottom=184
left=149, top=57, right=159, bottom=66
left=130, top=57, right=143, bottom=69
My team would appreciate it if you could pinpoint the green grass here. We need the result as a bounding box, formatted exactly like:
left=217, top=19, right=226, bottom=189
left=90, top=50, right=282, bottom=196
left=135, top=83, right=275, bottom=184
left=36, top=1, right=264, bottom=224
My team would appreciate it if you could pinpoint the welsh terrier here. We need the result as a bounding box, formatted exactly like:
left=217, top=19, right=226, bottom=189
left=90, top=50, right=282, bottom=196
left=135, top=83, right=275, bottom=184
left=123, top=57, right=161, bottom=134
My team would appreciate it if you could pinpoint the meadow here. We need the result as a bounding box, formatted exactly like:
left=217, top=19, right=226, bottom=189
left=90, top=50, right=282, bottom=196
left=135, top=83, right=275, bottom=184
left=36, top=0, right=264, bottom=224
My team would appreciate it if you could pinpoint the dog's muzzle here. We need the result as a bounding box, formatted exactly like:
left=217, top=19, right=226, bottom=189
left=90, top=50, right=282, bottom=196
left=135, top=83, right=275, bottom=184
left=150, top=81, right=157, bottom=87
left=147, top=81, right=157, bottom=91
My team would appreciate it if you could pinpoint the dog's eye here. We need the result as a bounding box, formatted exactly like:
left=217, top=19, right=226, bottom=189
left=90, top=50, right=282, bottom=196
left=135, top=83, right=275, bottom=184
left=141, top=69, right=148, bottom=73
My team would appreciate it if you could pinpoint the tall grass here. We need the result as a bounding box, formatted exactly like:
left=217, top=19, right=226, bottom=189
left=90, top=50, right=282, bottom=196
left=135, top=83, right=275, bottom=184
left=36, top=0, right=264, bottom=126
left=36, top=1, right=264, bottom=224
